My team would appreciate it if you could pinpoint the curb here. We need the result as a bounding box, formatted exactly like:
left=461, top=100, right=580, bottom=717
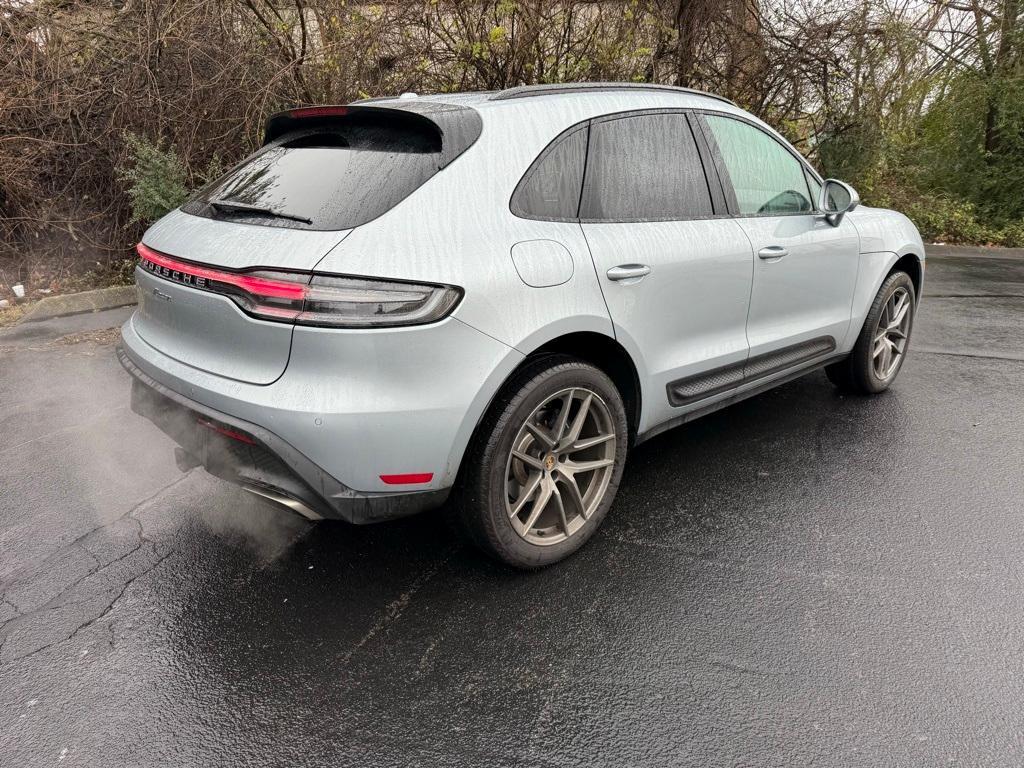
left=927, top=244, right=1024, bottom=260
left=18, top=285, right=137, bottom=324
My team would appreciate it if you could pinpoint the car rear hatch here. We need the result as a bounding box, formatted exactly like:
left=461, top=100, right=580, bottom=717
left=132, top=101, right=482, bottom=385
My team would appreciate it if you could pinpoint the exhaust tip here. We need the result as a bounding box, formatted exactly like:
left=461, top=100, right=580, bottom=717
left=242, top=485, right=324, bottom=522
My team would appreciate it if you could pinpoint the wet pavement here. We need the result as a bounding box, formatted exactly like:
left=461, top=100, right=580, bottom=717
left=2, top=247, right=1023, bottom=766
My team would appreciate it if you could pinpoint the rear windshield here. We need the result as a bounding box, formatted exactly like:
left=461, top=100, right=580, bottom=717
left=183, top=111, right=452, bottom=230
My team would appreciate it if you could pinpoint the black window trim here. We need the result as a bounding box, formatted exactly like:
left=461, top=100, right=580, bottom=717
left=693, top=109, right=825, bottom=218
left=686, top=111, right=729, bottom=215
left=509, top=107, right=827, bottom=224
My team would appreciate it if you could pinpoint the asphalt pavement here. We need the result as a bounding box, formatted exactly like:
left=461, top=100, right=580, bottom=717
left=1, top=247, right=1023, bottom=767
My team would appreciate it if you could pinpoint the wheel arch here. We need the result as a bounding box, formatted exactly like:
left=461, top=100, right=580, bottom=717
left=447, top=328, right=643, bottom=488
left=847, top=248, right=924, bottom=351
left=518, top=331, right=643, bottom=444
left=888, top=251, right=923, bottom=301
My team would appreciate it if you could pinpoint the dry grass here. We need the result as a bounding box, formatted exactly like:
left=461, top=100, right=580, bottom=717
left=0, top=303, right=29, bottom=328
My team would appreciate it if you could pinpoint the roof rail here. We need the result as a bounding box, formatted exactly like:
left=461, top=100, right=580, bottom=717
left=490, top=82, right=736, bottom=106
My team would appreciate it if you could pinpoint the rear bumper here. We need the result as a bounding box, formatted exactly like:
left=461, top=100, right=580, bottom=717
left=118, top=346, right=450, bottom=523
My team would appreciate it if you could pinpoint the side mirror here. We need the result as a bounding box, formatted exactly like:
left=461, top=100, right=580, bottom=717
left=818, top=179, right=859, bottom=226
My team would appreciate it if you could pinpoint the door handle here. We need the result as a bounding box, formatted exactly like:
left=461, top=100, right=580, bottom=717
left=758, top=246, right=789, bottom=260
left=607, top=264, right=651, bottom=282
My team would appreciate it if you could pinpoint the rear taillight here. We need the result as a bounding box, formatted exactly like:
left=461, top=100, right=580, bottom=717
left=137, top=243, right=461, bottom=328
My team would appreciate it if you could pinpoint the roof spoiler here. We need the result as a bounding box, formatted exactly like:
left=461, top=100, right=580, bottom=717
left=263, top=103, right=483, bottom=169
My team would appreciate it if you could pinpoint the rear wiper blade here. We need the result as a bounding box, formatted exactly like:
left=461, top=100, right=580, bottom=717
left=209, top=199, right=312, bottom=225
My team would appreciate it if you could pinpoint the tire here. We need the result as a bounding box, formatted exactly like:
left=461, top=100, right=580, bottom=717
left=453, top=355, right=629, bottom=569
left=826, top=270, right=916, bottom=394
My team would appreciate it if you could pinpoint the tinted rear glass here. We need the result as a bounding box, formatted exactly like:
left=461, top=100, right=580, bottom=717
left=511, top=127, right=587, bottom=220
left=183, top=113, right=446, bottom=230
left=580, top=113, right=713, bottom=221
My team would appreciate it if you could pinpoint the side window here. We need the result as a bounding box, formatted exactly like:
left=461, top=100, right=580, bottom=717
left=511, top=127, right=587, bottom=220
left=580, top=113, right=713, bottom=221
left=704, top=115, right=813, bottom=215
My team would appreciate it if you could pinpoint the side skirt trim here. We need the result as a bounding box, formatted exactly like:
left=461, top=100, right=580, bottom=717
left=666, top=336, right=836, bottom=407
left=640, top=350, right=845, bottom=445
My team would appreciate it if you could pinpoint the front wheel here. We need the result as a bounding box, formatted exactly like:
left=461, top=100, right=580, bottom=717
left=454, top=356, right=628, bottom=569
left=827, top=270, right=917, bottom=394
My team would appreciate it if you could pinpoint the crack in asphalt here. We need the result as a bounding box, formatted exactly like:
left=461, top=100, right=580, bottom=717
left=0, top=474, right=189, bottom=594
left=914, top=348, right=1024, bottom=363
left=926, top=293, right=1024, bottom=299
left=338, top=546, right=456, bottom=667
left=0, top=528, right=147, bottom=634
left=0, top=550, right=173, bottom=667
left=0, top=475, right=189, bottom=667
left=707, top=654, right=797, bottom=679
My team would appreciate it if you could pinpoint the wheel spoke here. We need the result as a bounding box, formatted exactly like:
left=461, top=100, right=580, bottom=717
left=877, top=343, right=892, bottom=376
left=558, top=392, right=593, bottom=450
left=873, top=334, right=887, bottom=358
left=562, top=457, right=615, bottom=475
left=569, top=432, right=615, bottom=452
left=889, top=296, right=909, bottom=329
left=552, top=486, right=570, bottom=536
left=888, top=327, right=907, bottom=341
left=560, top=474, right=587, bottom=519
left=522, top=476, right=554, bottom=532
left=509, top=472, right=542, bottom=518
left=887, top=339, right=899, bottom=373
left=524, top=420, right=556, bottom=449
left=551, top=390, right=575, bottom=444
left=512, top=449, right=545, bottom=471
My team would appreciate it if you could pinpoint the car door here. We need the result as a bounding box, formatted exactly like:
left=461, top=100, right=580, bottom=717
left=698, top=113, right=860, bottom=365
left=579, top=111, right=754, bottom=433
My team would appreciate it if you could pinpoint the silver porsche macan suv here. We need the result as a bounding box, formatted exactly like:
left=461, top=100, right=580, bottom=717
left=119, top=82, right=924, bottom=568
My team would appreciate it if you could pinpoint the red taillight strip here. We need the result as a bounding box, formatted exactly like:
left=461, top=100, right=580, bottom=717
left=137, top=243, right=307, bottom=300
left=379, top=473, right=434, bottom=485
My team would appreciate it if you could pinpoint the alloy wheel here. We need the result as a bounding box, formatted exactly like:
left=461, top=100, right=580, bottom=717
left=873, top=285, right=912, bottom=380
left=504, top=387, right=617, bottom=546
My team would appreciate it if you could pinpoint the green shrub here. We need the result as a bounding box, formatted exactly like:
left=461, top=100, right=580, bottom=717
left=997, top=221, right=1024, bottom=248
left=116, top=133, right=190, bottom=224
left=893, top=193, right=1024, bottom=247
left=902, top=196, right=995, bottom=244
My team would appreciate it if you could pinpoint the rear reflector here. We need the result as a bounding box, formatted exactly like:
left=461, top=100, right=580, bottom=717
left=379, top=473, right=434, bottom=485
left=198, top=417, right=256, bottom=445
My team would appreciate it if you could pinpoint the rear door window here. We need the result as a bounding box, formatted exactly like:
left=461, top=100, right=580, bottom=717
left=579, top=112, right=714, bottom=221
left=703, top=115, right=813, bottom=216
left=510, top=126, right=587, bottom=220
left=184, top=111, right=452, bottom=230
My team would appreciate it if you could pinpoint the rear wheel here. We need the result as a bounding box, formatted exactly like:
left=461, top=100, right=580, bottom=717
left=454, top=356, right=628, bottom=569
left=827, top=270, right=916, bottom=394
